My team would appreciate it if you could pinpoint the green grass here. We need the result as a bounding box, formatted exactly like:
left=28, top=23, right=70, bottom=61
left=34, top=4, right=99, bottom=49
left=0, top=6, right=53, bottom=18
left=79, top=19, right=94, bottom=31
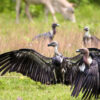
left=0, top=3, right=100, bottom=100
left=0, top=76, right=81, bottom=100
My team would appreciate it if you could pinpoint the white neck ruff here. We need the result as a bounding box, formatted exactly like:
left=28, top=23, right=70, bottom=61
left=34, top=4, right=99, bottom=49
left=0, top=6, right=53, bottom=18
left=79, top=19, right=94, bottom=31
left=85, top=31, right=91, bottom=37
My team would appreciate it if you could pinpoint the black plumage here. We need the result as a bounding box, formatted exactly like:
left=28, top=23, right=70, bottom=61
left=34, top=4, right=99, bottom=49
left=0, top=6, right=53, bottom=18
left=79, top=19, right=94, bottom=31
left=71, top=48, right=100, bottom=100
left=32, top=23, right=59, bottom=41
left=0, top=49, right=56, bottom=84
left=0, top=41, right=70, bottom=85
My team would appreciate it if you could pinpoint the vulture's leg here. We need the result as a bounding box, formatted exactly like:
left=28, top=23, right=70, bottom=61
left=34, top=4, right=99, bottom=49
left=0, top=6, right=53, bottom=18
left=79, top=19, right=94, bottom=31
left=62, top=73, right=65, bottom=84
left=53, top=69, right=57, bottom=83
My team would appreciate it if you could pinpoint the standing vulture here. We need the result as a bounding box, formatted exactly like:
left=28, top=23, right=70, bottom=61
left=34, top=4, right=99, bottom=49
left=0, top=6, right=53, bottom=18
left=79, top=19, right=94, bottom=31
left=32, top=23, right=59, bottom=42
left=0, top=41, right=70, bottom=85
left=83, top=26, right=91, bottom=47
left=83, top=26, right=100, bottom=48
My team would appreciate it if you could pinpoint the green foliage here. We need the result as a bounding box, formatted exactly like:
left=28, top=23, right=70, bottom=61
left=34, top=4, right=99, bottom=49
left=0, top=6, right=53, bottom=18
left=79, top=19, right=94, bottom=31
left=0, top=0, right=44, bottom=18
left=69, top=0, right=99, bottom=4
left=0, top=0, right=100, bottom=15
left=29, top=5, right=44, bottom=17
left=0, top=0, right=15, bottom=13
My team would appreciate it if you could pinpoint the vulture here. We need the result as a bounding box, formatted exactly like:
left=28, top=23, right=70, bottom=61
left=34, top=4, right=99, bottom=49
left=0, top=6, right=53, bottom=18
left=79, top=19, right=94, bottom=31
left=32, top=23, right=59, bottom=42
left=0, top=41, right=70, bottom=85
left=83, top=26, right=92, bottom=47
left=83, top=26, right=100, bottom=48
left=71, top=48, right=100, bottom=100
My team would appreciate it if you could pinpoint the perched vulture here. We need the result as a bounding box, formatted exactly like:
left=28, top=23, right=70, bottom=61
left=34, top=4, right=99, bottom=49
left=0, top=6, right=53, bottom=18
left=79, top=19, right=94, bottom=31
left=71, top=48, right=100, bottom=100
left=32, top=23, right=59, bottom=42
left=83, top=26, right=100, bottom=48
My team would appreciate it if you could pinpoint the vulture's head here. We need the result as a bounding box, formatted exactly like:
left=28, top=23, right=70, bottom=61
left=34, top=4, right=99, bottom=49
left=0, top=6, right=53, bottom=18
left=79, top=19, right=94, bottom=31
left=84, top=26, right=89, bottom=32
left=76, top=48, right=89, bottom=56
left=48, top=41, right=58, bottom=47
left=52, top=23, right=59, bottom=29
left=76, top=48, right=93, bottom=67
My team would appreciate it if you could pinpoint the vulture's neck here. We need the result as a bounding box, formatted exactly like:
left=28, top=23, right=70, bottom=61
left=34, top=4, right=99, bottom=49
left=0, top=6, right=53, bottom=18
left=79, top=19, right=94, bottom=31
left=84, top=31, right=91, bottom=38
left=83, top=53, right=92, bottom=66
left=49, top=27, right=56, bottom=38
left=52, top=27, right=56, bottom=35
left=54, top=46, right=61, bottom=56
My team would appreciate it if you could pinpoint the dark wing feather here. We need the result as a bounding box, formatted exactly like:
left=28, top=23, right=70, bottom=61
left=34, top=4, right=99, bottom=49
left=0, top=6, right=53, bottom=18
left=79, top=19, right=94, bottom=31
left=81, top=60, right=99, bottom=100
left=0, top=48, right=56, bottom=84
left=68, top=48, right=100, bottom=99
left=71, top=71, right=85, bottom=97
left=65, top=53, right=83, bottom=84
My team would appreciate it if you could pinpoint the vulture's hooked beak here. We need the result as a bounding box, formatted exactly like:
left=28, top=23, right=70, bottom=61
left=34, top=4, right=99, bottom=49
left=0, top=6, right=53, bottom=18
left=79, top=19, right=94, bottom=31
left=48, top=42, right=55, bottom=47
left=57, top=24, right=60, bottom=26
left=48, top=41, right=58, bottom=47
left=76, top=49, right=80, bottom=53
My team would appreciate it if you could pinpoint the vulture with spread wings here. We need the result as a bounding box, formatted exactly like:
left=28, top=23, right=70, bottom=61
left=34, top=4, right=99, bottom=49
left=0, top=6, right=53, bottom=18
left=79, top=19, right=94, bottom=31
left=0, top=41, right=72, bottom=85
left=71, top=48, right=100, bottom=100
left=0, top=41, right=100, bottom=100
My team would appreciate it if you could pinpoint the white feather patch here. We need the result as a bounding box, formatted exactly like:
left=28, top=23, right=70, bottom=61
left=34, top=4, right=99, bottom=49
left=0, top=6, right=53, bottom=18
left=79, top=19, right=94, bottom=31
left=61, top=68, right=66, bottom=73
left=50, top=30, right=53, bottom=35
left=79, top=57, right=92, bottom=72
left=79, top=63, right=86, bottom=72
left=59, top=57, right=63, bottom=63
left=87, top=57, right=92, bottom=64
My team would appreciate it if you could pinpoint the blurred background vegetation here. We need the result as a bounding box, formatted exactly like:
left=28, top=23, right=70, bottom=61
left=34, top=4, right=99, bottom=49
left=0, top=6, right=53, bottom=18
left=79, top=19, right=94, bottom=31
left=0, top=0, right=100, bottom=15
left=0, top=0, right=100, bottom=26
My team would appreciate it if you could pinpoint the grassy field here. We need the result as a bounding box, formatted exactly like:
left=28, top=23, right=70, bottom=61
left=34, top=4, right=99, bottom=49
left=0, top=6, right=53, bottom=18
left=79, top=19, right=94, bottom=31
left=0, top=3, right=100, bottom=100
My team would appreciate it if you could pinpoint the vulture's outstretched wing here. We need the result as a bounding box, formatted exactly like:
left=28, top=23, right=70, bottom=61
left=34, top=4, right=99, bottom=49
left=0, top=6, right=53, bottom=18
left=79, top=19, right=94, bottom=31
left=0, top=49, right=56, bottom=84
left=81, top=60, right=99, bottom=100
left=64, top=54, right=84, bottom=86
left=70, top=48, right=100, bottom=100
left=89, top=48, right=100, bottom=56
left=71, top=60, right=99, bottom=100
